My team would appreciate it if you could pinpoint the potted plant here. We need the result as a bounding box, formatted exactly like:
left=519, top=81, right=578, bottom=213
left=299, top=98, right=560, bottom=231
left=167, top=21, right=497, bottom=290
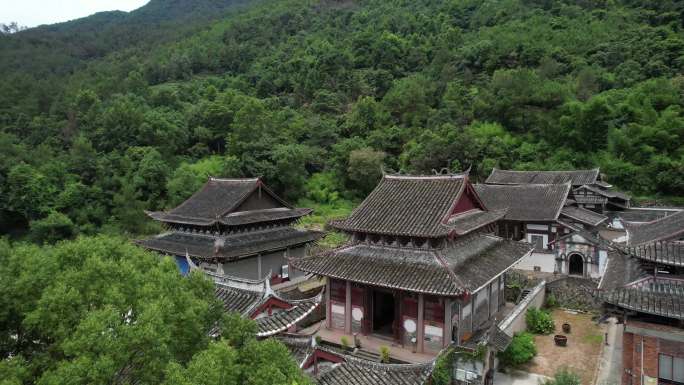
left=554, top=335, right=568, bottom=347
left=340, top=336, right=352, bottom=351
left=562, top=323, right=571, bottom=333
left=379, top=346, right=390, bottom=363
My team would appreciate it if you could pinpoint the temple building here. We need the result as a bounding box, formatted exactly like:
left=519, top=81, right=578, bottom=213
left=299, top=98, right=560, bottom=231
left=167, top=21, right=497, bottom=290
left=473, top=183, right=609, bottom=276
left=137, top=177, right=323, bottom=282
left=599, top=241, right=684, bottom=385
left=291, top=172, right=533, bottom=356
left=485, top=168, right=630, bottom=213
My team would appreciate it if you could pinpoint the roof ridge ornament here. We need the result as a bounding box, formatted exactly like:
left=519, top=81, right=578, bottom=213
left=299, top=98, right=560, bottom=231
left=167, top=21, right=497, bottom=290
left=185, top=250, right=199, bottom=271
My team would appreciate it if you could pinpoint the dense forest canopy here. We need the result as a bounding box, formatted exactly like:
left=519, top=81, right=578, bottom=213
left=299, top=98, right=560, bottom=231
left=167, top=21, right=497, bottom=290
left=0, top=0, right=683, bottom=242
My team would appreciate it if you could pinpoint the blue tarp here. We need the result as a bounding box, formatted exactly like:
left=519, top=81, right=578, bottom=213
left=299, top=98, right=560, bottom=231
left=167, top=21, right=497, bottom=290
left=175, top=255, right=190, bottom=276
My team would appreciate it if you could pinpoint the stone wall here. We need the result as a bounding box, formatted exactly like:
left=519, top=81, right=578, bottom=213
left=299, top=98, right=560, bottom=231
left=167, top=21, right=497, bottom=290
left=545, top=276, right=600, bottom=311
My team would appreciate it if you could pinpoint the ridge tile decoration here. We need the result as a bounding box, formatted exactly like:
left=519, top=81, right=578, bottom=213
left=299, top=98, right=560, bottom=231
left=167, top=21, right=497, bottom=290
left=205, top=269, right=323, bottom=338
left=291, top=172, right=533, bottom=357
left=137, top=177, right=323, bottom=281
left=485, top=168, right=600, bottom=186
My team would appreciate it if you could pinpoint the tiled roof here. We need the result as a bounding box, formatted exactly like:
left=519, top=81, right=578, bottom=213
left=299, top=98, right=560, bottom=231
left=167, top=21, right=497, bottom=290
left=485, top=168, right=599, bottom=186
left=215, top=284, right=264, bottom=314
left=597, top=250, right=647, bottom=292
left=330, top=174, right=468, bottom=238
left=446, top=208, right=507, bottom=235
left=291, top=235, right=532, bottom=296
left=575, top=184, right=630, bottom=201
left=146, top=177, right=311, bottom=226
left=560, top=206, right=608, bottom=227
left=603, top=280, right=684, bottom=320
left=574, top=195, right=607, bottom=205
left=136, top=227, right=323, bottom=261
left=165, top=177, right=261, bottom=220
left=627, top=241, right=684, bottom=267
left=255, top=295, right=322, bottom=338
left=277, top=335, right=315, bottom=367
left=147, top=207, right=313, bottom=227
left=447, top=237, right=534, bottom=291
left=292, top=243, right=460, bottom=295
left=624, top=210, right=684, bottom=246
left=613, top=208, right=682, bottom=223
left=315, top=356, right=434, bottom=385
left=473, top=183, right=571, bottom=221
left=209, top=272, right=323, bottom=337
left=219, top=208, right=313, bottom=226
left=459, top=324, right=512, bottom=353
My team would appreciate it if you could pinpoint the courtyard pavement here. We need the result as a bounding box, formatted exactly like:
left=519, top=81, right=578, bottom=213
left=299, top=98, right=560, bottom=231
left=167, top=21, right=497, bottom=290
left=595, top=317, right=623, bottom=385
left=494, top=370, right=550, bottom=385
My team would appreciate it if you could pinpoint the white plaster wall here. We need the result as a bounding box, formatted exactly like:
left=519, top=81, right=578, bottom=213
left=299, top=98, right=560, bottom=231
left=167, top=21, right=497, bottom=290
left=513, top=251, right=556, bottom=273
left=499, top=281, right=546, bottom=336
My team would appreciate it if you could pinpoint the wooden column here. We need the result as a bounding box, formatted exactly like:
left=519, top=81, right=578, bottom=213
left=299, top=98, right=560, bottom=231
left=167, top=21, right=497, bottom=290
left=417, top=293, right=425, bottom=353
left=325, top=279, right=331, bottom=329
left=444, top=298, right=452, bottom=348
left=345, top=281, right=352, bottom=334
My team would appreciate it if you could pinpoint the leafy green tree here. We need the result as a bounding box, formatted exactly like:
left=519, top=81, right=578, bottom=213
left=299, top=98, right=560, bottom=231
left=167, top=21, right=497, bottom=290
left=4, top=163, right=56, bottom=220
left=347, top=148, right=385, bottom=195
left=0, top=236, right=308, bottom=384
left=29, top=211, right=77, bottom=244
left=166, top=156, right=241, bottom=207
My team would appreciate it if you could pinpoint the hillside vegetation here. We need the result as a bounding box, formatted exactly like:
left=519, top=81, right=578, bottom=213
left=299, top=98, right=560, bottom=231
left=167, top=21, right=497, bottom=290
left=0, top=0, right=683, bottom=241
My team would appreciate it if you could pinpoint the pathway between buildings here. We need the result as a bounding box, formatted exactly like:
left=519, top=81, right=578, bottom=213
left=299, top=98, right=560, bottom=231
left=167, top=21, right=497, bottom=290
left=595, top=317, right=623, bottom=385
left=494, top=370, right=550, bottom=385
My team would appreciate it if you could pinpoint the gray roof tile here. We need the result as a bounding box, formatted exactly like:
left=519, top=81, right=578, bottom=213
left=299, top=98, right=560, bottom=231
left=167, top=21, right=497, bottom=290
left=624, top=210, right=684, bottom=246
left=473, top=183, right=571, bottom=221
left=292, top=235, right=532, bottom=295
left=136, top=227, right=323, bottom=261
left=485, top=168, right=599, bottom=186
left=331, top=174, right=468, bottom=237
left=560, top=206, right=608, bottom=227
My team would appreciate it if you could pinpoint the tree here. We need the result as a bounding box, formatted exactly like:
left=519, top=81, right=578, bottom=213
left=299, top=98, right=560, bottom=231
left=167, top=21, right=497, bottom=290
left=347, top=148, right=385, bottom=195
left=166, top=156, right=241, bottom=207
left=0, top=236, right=308, bottom=384
left=29, top=211, right=76, bottom=244
left=4, top=163, right=56, bottom=220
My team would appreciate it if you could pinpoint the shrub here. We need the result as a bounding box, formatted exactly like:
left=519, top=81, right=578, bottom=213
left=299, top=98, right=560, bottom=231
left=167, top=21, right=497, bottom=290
left=305, top=172, right=341, bottom=204
left=431, top=348, right=454, bottom=385
left=379, top=345, right=390, bottom=363
left=526, top=307, right=555, bottom=334
left=545, top=293, right=559, bottom=309
left=543, top=367, right=581, bottom=385
left=498, top=332, right=537, bottom=368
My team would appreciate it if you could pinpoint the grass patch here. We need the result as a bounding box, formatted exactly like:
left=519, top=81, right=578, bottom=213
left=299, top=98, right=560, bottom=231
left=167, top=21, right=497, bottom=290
left=296, top=199, right=356, bottom=230
left=582, top=333, right=603, bottom=345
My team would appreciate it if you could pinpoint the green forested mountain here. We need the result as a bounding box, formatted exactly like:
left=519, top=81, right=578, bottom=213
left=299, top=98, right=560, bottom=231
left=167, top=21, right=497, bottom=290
left=0, top=0, right=683, bottom=241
